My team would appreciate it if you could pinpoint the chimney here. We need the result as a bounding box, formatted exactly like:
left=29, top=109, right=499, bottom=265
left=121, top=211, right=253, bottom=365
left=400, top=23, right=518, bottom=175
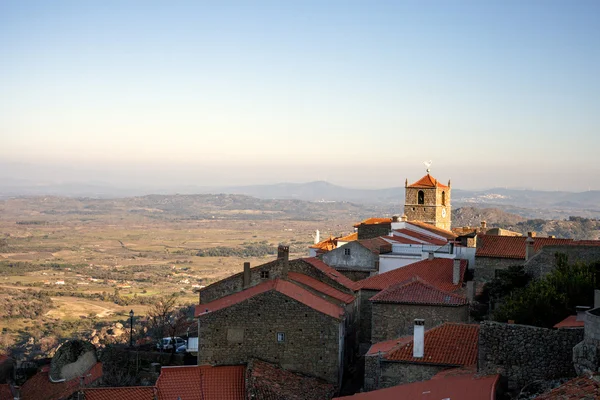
left=466, top=281, right=475, bottom=302
left=428, top=252, right=434, bottom=261
left=576, top=306, right=591, bottom=321
left=401, top=214, right=408, bottom=222
left=525, top=236, right=535, bottom=260
left=392, top=215, right=399, bottom=222
left=278, top=245, right=289, bottom=278
left=595, top=290, right=600, bottom=309
left=314, top=230, right=320, bottom=245
left=405, top=178, right=408, bottom=188
left=480, top=221, right=487, bottom=232
left=243, top=262, right=251, bottom=289
left=453, top=259, right=461, bottom=285
left=527, top=231, right=537, bottom=238
left=413, top=319, right=425, bottom=358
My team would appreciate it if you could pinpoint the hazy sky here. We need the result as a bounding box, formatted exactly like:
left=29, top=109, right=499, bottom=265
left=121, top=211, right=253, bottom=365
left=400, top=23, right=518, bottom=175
left=1, top=1, right=599, bottom=190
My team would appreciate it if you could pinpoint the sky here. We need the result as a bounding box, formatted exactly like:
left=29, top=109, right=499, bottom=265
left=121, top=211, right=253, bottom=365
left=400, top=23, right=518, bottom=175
left=1, top=0, right=599, bottom=191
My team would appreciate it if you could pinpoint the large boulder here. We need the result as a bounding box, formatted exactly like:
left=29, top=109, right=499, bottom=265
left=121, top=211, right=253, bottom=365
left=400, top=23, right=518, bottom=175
left=49, top=340, right=97, bottom=382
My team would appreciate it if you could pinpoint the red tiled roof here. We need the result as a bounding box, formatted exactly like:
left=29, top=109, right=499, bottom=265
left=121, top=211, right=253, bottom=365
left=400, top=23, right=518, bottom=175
left=83, top=387, right=156, bottom=400
left=553, top=315, right=585, bottom=329
left=20, top=362, right=103, bottom=400
left=476, top=235, right=574, bottom=259
left=302, top=257, right=358, bottom=290
left=338, top=232, right=358, bottom=242
left=370, top=278, right=468, bottom=306
left=535, top=375, right=600, bottom=399
left=309, top=236, right=337, bottom=251
left=366, top=336, right=412, bottom=356
left=195, top=279, right=344, bottom=320
left=381, top=235, right=422, bottom=245
left=407, top=174, right=449, bottom=189
left=353, top=218, right=392, bottom=228
left=0, top=385, right=12, bottom=400
left=385, top=323, right=479, bottom=366
left=392, top=229, right=447, bottom=245
left=407, top=221, right=457, bottom=239
left=357, top=238, right=392, bottom=255
left=246, top=359, right=335, bottom=400
left=156, top=365, right=246, bottom=400
left=288, top=272, right=355, bottom=304
left=333, top=369, right=499, bottom=400
left=355, top=258, right=467, bottom=292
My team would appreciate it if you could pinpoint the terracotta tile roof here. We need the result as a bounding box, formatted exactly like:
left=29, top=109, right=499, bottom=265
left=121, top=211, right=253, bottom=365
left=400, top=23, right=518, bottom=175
left=246, top=359, right=335, bottom=400
left=0, top=385, right=13, bottom=400
left=288, top=272, right=355, bottom=304
left=356, top=238, right=392, bottom=255
left=406, top=221, right=457, bottom=239
left=337, top=232, right=358, bottom=242
left=369, top=278, right=468, bottom=306
left=366, top=336, right=412, bottom=356
left=20, top=362, right=103, bottom=400
left=302, top=257, right=358, bottom=290
left=381, top=235, right=422, bottom=245
left=355, top=258, right=467, bottom=292
left=385, top=323, right=479, bottom=366
left=195, top=278, right=345, bottom=320
left=156, top=365, right=246, bottom=400
left=333, top=369, right=499, bottom=400
left=476, top=234, right=574, bottom=259
left=83, top=386, right=156, bottom=400
left=392, top=229, right=447, bottom=245
left=407, top=174, right=449, bottom=189
left=309, top=236, right=337, bottom=251
left=535, top=375, right=600, bottom=399
left=553, top=315, right=585, bottom=329
left=353, top=218, right=392, bottom=228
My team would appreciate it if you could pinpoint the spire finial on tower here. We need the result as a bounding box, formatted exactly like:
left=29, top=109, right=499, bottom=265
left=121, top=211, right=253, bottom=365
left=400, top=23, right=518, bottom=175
left=423, top=160, right=432, bottom=174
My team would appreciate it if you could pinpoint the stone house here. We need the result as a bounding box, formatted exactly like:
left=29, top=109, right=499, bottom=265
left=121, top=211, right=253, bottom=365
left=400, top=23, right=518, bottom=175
left=321, top=238, right=391, bottom=281
left=195, top=278, right=348, bottom=385
left=364, top=322, right=479, bottom=391
left=369, top=277, right=469, bottom=342
left=353, top=257, right=467, bottom=346
left=354, top=218, right=392, bottom=240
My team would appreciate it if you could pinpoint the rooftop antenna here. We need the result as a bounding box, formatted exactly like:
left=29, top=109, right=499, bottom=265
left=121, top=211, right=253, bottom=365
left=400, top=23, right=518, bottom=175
left=423, top=160, right=432, bottom=174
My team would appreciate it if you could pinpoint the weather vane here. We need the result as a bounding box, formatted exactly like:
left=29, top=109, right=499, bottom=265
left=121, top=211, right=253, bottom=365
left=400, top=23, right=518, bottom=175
left=423, top=160, right=432, bottom=174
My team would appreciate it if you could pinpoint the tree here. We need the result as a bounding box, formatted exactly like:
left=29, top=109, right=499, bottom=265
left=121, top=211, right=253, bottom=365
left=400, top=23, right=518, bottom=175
left=145, top=295, right=193, bottom=353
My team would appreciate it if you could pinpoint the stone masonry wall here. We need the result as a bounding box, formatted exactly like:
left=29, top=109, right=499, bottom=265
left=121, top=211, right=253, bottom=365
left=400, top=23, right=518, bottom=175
left=478, top=321, right=583, bottom=390
left=474, top=257, right=522, bottom=282
left=404, top=185, right=451, bottom=230
left=357, top=224, right=391, bottom=240
left=198, top=290, right=342, bottom=385
left=371, top=303, right=469, bottom=343
left=358, top=289, right=379, bottom=346
left=322, top=242, right=378, bottom=271
left=364, top=358, right=445, bottom=391
left=525, top=246, right=600, bottom=279
left=338, top=270, right=371, bottom=282
left=574, top=308, right=600, bottom=375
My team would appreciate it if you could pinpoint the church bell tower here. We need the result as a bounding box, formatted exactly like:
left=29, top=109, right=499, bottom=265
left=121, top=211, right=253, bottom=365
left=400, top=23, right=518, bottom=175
left=404, top=167, right=451, bottom=230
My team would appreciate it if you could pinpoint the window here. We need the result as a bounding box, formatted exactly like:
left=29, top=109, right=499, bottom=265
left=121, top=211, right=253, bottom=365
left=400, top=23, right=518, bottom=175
left=418, top=190, right=425, bottom=205
left=441, top=191, right=446, bottom=206
left=260, top=270, right=269, bottom=279
left=344, top=248, right=351, bottom=256
left=277, top=332, right=285, bottom=342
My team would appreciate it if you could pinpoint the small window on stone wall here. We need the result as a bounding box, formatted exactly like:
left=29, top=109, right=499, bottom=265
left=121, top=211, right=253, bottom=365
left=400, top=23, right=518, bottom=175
left=260, top=270, right=269, bottom=279
left=277, top=332, right=285, bottom=342
left=418, top=190, right=425, bottom=205
left=344, top=248, right=351, bottom=256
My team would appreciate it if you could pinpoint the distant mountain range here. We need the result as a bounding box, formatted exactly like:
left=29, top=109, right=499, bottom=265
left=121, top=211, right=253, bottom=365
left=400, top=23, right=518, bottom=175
left=1, top=179, right=599, bottom=219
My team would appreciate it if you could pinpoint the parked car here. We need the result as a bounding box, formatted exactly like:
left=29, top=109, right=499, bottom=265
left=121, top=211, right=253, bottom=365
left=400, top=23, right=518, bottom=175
left=157, top=337, right=186, bottom=351
left=175, top=344, right=187, bottom=353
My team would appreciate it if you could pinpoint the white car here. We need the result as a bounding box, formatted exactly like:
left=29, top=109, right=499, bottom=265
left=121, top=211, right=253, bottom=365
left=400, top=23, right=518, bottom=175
left=157, top=337, right=186, bottom=351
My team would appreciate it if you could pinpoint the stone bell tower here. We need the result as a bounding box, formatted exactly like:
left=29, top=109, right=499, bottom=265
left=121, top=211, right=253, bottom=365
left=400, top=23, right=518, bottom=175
left=404, top=167, right=451, bottom=230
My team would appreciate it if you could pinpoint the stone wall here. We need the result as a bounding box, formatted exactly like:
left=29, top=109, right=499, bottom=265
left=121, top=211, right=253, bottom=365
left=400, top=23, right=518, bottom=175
left=574, top=307, right=600, bottom=375
left=525, top=246, right=600, bottom=279
left=198, top=290, right=342, bottom=385
left=364, top=356, right=445, bottom=391
left=474, top=257, right=522, bottom=282
left=200, top=258, right=353, bottom=304
left=478, top=321, right=583, bottom=390
left=371, top=303, right=469, bottom=343
left=404, top=185, right=451, bottom=230
left=322, top=242, right=378, bottom=271
left=357, top=224, right=391, bottom=240
left=338, top=270, right=371, bottom=282
left=358, top=289, right=379, bottom=346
